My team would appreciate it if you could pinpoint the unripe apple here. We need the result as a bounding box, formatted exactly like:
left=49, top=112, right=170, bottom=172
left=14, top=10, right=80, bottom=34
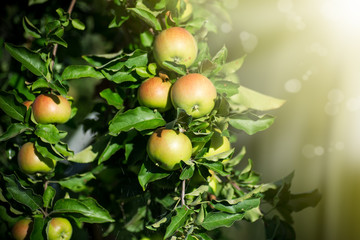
left=153, top=27, right=197, bottom=70
left=46, top=217, right=73, bottom=240
left=203, top=128, right=231, bottom=158
left=147, top=128, right=192, bottom=171
left=17, top=142, right=56, bottom=175
left=137, top=77, right=172, bottom=112
left=171, top=73, right=217, bottom=118
left=12, top=219, right=32, bottom=240
left=32, top=94, right=71, bottom=124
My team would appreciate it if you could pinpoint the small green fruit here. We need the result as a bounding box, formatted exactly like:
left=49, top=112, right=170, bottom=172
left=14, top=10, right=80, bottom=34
left=46, top=217, right=73, bottom=240
left=18, top=142, right=56, bottom=175
left=153, top=27, right=197, bottom=70
left=147, top=128, right=192, bottom=171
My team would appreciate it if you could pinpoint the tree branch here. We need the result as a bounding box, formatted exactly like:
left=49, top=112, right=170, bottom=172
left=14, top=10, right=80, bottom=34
left=51, top=0, right=77, bottom=70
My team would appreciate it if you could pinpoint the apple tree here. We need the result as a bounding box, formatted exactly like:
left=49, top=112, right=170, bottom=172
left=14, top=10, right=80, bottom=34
left=0, top=0, right=321, bottom=239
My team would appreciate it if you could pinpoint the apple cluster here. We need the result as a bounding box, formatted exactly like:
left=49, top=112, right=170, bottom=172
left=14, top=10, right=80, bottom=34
left=12, top=217, right=72, bottom=240
left=13, top=94, right=73, bottom=239
left=138, top=27, right=231, bottom=175
left=18, top=94, right=71, bottom=175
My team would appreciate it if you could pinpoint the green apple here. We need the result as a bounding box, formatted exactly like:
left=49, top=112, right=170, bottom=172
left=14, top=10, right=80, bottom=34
left=171, top=73, right=217, bottom=118
left=12, top=219, right=32, bottom=240
left=203, top=128, right=231, bottom=158
left=32, top=94, right=71, bottom=124
left=153, top=27, right=197, bottom=70
left=46, top=217, right=73, bottom=240
left=147, top=128, right=192, bottom=171
left=17, top=142, right=56, bottom=175
left=137, top=77, right=172, bottom=112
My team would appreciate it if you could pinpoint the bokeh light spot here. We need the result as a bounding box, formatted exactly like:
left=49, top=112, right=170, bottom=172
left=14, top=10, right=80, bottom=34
left=284, top=78, right=302, bottom=93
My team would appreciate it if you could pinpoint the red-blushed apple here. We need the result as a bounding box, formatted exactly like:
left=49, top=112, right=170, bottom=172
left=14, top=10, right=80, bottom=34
left=32, top=94, right=71, bottom=124
left=12, top=219, right=32, bottom=240
left=18, top=142, right=56, bottom=175
left=171, top=73, right=217, bottom=118
left=153, top=27, right=197, bottom=70
left=46, top=217, right=73, bottom=240
left=137, top=77, right=172, bottom=112
left=147, top=128, right=192, bottom=171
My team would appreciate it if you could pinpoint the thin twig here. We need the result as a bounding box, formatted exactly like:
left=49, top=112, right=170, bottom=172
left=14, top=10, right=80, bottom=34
left=181, top=179, right=187, bottom=208
left=51, top=0, right=77, bottom=70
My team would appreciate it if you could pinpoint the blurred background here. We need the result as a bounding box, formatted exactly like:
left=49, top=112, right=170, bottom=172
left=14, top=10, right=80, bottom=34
left=211, top=0, right=360, bottom=239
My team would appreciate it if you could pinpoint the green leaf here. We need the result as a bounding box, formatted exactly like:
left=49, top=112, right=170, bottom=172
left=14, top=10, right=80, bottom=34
left=201, top=212, right=244, bottom=231
left=264, top=216, right=295, bottom=240
left=194, top=233, right=214, bottom=240
left=47, top=35, right=68, bottom=48
left=22, top=16, right=41, bottom=38
left=67, top=146, right=98, bottom=163
left=180, top=164, right=195, bottom=180
left=211, top=198, right=261, bottom=214
left=35, top=124, right=63, bottom=144
left=128, top=7, right=162, bottom=31
left=52, top=197, right=114, bottom=223
left=124, top=51, right=148, bottom=68
left=30, top=215, right=45, bottom=240
left=4, top=43, right=48, bottom=78
left=43, top=186, right=56, bottom=208
left=162, top=61, right=187, bottom=75
left=3, top=174, right=43, bottom=212
left=186, top=185, right=209, bottom=197
left=31, top=78, right=49, bottom=91
left=109, top=107, right=166, bottom=135
left=197, top=161, right=229, bottom=176
left=0, top=123, right=32, bottom=142
left=0, top=206, right=22, bottom=225
left=101, top=70, right=137, bottom=84
left=45, top=20, right=61, bottom=35
left=220, top=55, right=246, bottom=75
left=0, top=91, right=27, bottom=121
left=229, top=112, right=275, bottom=135
left=52, top=142, right=74, bottom=158
left=35, top=140, right=63, bottom=161
left=98, top=136, right=123, bottom=165
left=230, top=86, right=285, bottom=111
left=61, top=65, right=104, bottom=80
left=140, top=31, right=154, bottom=47
left=99, top=88, right=123, bottom=109
left=71, top=19, right=85, bottom=30
left=124, top=206, right=146, bottom=232
left=138, top=157, right=170, bottom=190
left=214, top=81, right=240, bottom=97
left=288, top=189, right=321, bottom=212
left=108, top=15, right=129, bottom=28
left=213, top=45, right=228, bottom=64
left=58, top=172, right=95, bottom=192
left=164, top=207, right=191, bottom=239
left=28, top=0, right=48, bottom=6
